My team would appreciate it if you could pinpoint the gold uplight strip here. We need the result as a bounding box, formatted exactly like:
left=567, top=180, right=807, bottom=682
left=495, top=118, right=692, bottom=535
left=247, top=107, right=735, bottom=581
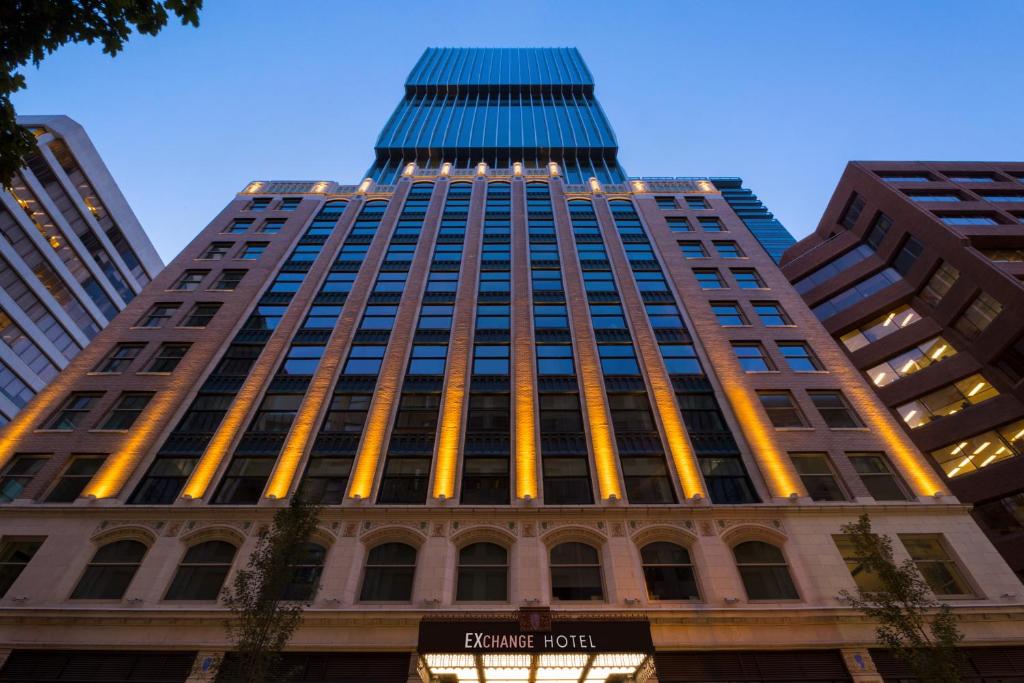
left=347, top=182, right=445, bottom=500
left=512, top=181, right=538, bottom=500
left=271, top=190, right=410, bottom=500
left=595, top=199, right=707, bottom=500
left=432, top=181, right=485, bottom=501
left=552, top=194, right=622, bottom=501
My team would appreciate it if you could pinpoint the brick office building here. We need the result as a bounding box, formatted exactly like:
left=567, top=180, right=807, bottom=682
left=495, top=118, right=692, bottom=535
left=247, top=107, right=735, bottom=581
left=781, top=162, right=1024, bottom=579
left=0, top=50, right=1022, bottom=682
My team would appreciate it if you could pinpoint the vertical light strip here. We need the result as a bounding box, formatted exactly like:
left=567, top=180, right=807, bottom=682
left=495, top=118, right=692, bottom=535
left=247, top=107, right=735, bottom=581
left=182, top=200, right=361, bottom=500
left=551, top=189, right=623, bottom=501
left=638, top=194, right=805, bottom=500
left=511, top=179, right=538, bottom=500
left=432, top=180, right=485, bottom=500
left=347, top=182, right=445, bottom=500
left=593, top=197, right=707, bottom=500
left=265, top=191, right=409, bottom=500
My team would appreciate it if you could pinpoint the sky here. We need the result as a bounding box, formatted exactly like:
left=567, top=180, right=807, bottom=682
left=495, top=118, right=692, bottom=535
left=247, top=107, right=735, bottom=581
left=12, top=1, right=1024, bottom=263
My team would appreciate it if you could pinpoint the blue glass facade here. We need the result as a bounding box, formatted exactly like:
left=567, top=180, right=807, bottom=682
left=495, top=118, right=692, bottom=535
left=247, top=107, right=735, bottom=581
left=711, top=177, right=796, bottom=263
left=369, top=48, right=625, bottom=184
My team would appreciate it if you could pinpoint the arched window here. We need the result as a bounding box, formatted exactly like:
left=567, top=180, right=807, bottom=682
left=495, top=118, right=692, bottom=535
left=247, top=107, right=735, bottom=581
left=456, top=542, right=508, bottom=602
left=360, top=542, right=416, bottom=602
left=550, top=542, right=602, bottom=601
left=165, top=540, right=237, bottom=601
left=280, top=542, right=327, bottom=601
left=733, top=541, right=798, bottom=600
left=71, top=540, right=147, bottom=599
left=641, top=542, right=699, bottom=600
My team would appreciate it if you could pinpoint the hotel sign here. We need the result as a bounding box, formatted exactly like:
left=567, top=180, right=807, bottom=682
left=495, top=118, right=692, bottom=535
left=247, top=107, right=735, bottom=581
left=417, top=616, right=654, bottom=654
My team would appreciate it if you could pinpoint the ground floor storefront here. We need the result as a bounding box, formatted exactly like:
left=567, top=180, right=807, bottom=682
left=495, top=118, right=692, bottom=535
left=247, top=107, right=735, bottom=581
left=1, top=610, right=1023, bottom=682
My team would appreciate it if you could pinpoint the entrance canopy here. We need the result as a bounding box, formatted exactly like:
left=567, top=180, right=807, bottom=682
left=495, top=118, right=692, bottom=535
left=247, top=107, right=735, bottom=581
left=418, top=613, right=654, bottom=683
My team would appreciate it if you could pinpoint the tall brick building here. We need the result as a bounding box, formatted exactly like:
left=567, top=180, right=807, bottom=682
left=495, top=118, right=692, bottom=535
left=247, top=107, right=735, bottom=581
left=782, top=161, right=1024, bottom=581
left=0, top=50, right=1021, bottom=683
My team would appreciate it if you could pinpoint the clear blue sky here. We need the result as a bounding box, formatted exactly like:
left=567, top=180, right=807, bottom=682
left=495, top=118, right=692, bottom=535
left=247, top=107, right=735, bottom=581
left=12, top=1, right=1024, bottom=263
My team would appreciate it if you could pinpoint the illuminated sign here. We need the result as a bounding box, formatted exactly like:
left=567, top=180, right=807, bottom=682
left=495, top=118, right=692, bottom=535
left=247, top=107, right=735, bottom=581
left=418, top=615, right=654, bottom=654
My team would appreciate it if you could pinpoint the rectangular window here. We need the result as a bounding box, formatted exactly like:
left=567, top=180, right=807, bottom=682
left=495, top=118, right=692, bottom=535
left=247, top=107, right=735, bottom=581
left=833, top=536, right=884, bottom=592
left=812, top=268, right=903, bottom=321
left=666, top=217, right=691, bottom=232
left=839, top=305, right=921, bottom=351
left=791, top=453, right=846, bottom=501
left=534, top=304, right=568, bottom=330
left=693, top=269, right=725, bottom=289
left=46, top=393, right=100, bottom=430
left=426, top=271, right=459, bottom=293
left=896, top=373, right=999, bottom=429
left=360, top=305, right=398, bottom=330
left=248, top=198, right=271, bottom=211
left=480, top=271, right=511, bottom=293
left=260, top=219, right=285, bottom=234
left=0, top=455, right=46, bottom=502
left=865, top=213, right=892, bottom=251
left=878, top=173, right=932, bottom=182
left=239, top=242, right=269, bottom=260
left=646, top=304, right=683, bottom=329
left=321, top=272, right=355, bottom=293
left=213, top=269, right=246, bottom=291
left=753, top=301, right=791, bottom=326
left=849, top=452, right=909, bottom=501
left=146, top=343, right=190, bottom=373
left=172, top=270, right=208, bottom=291
left=137, top=303, right=179, bottom=328
left=866, top=337, right=955, bottom=387
left=269, top=272, right=305, bottom=293
left=94, top=343, right=144, bottom=373
left=407, top=344, right=447, bottom=375
left=660, top=343, right=702, bottom=375
left=634, top=272, right=668, bottom=292
left=757, top=391, right=807, bottom=428
left=808, top=390, right=864, bottom=428
left=476, top=304, right=510, bottom=330
left=679, top=241, right=708, bottom=259
left=302, top=305, right=341, bottom=330
left=980, top=193, right=1024, bottom=203
left=732, top=342, right=774, bottom=372
left=244, top=305, right=286, bottom=331
left=279, top=197, right=301, bottom=211
left=249, top=393, right=303, bottom=432
left=930, top=419, right=1024, bottom=478
left=892, top=236, right=924, bottom=276
left=713, top=241, right=744, bottom=258
left=711, top=302, right=747, bottom=326
left=731, top=268, right=765, bottom=289
left=372, top=273, right=407, bottom=293
left=906, top=192, right=962, bottom=203
left=900, top=536, right=972, bottom=596
left=418, top=305, right=454, bottom=330
left=0, top=539, right=42, bottom=596
left=918, top=262, right=960, bottom=306
left=777, top=342, right=823, bottom=372
left=685, top=196, right=708, bottom=210
left=224, top=219, right=253, bottom=234
left=590, top=303, right=626, bottom=330
left=280, top=344, right=325, bottom=375
left=698, top=217, right=723, bottom=232
left=840, top=194, right=864, bottom=229
left=954, top=292, right=1003, bottom=339
left=655, top=196, right=677, bottom=210
left=598, top=344, right=640, bottom=376
left=44, top=455, right=105, bottom=503
left=181, top=303, right=221, bottom=328
left=200, top=242, right=232, bottom=260
left=98, top=392, right=153, bottom=430
left=940, top=214, right=998, bottom=225
left=473, top=344, right=510, bottom=375
left=537, top=345, right=574, bottom=375
left=343, top=345, right=386, bottom=375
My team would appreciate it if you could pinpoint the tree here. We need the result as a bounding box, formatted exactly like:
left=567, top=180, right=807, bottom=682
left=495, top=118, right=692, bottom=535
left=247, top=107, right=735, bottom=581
left=838, top=514, right=964, bottom=682
left=0, top=1, right=202, bottom=186
left=221, top=496, right=321, bottom=683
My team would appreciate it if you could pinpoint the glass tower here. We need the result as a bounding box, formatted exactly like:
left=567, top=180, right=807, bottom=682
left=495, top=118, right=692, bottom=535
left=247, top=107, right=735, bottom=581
left=369, top=47, right=625, bottom=185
